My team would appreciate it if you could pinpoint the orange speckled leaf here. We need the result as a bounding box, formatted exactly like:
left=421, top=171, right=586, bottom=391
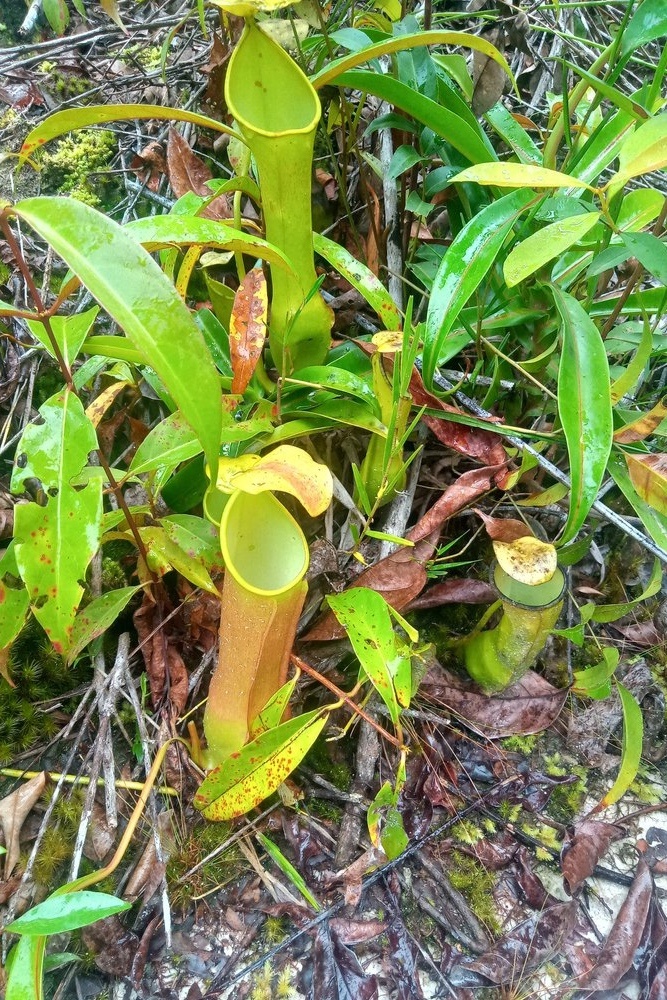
left=194, top=710, right=328, bottom=821
left=230, top=444, right=333, bottom=517
left=230, top=269, right=268, bottom=394
left=476, top=510, right=533, bottom=542
left=493, top=536, right=557, bottom=586
left=626, top=453, right=667, bottom=515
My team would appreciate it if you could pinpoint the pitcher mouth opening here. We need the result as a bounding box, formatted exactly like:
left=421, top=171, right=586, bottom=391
left=492, top=562, right=565, bottom=610
left=225, top=22, right=320, bottom=139
left=221, top=490, right=309, bottom=598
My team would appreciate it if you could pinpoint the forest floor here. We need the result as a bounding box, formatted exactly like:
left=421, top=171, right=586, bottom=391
left=1, top=1, right=667, bottom=998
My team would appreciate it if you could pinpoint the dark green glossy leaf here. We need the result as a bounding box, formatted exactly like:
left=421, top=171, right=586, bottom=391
left=621, top=0, right=667, bottom=55
left=423, top=190, right=534, bottom=389
left=552, top=287, right=613, bottom=544
left=332, top=71, right=494, bottom=165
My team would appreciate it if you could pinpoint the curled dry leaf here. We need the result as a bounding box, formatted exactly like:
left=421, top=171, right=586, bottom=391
left=561, top=819, right=625, bottom=895
left=406, top=577, right=495, bottom=611
left=130, top=141, right=166, bottom=193
left=493, top=535, right=557, bottom=585
left=133, top=593, right=189, bottom=716
left=0, top=771, right=47, bottom=877
left=166, top=127, right=213, bottom=199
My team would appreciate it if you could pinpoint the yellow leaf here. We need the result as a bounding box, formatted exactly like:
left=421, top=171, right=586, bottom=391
left=606, top=114, right=667, bottom=198
left=230, top=445, right=333, bottom=517
left=85, top=380, right=130, bottom=428
left=493, top=536, right=557, bottom=586
left=626, top=452, right=667, bottom=515
left=209, top=0, right=294, bottom=14
left=614, top=398, right=667, bottom=443
left=451, top=162, right=594, bottom=191
left=214, top=454, right=261, bottom=494
left=372, top=330, right=404, bottom=353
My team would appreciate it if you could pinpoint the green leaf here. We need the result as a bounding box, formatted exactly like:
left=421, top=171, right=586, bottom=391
left=26, top=307, right=99, bottom=368
left=620, top=232, right=667, bottom=285
left=569, top=110, right=636, bottom=187
left=0, top=543, right=30, bottom=652
left=249, top=674, right=299, bottom=738
left=11, top=390, right=103, bottom=654
left=312, top=29, right=514, bottom=93
left=257, top=833, right=321, bottom=910
left=129, top=412, right=204, bottom=477
left=552, top=287, right=613, bottom=545
left=606, top=114, right=667, bottom=196
left=367, top=781, right=408, bottom=859
left=313, top=232, right=402, bottom=330
left=43, top=0, right=69, bottom=33
left=504, top=212, right=601, bottom=287
left=452, top=162, right=594, bottom=190
left=5, top=891, right=131, bottom=936
left=610, top=316, right=652, bottom=403
left=573, top=647, right=619, bottom=700
left=285, top=365, right=378, bottom=412
left=598, top=682, right=643, bottom=809
left=621, top=0, right=667, bottom=55
left=66, top=586, right=143, bottom=665
left=327, top=587, right=407, bottom=724
left=5, top=935, right=44, bottom=1000
left=83, top=336, right=144, bottom=365
left=423, top=190, right=534, bottom=389
left=616, top=188, right=666, bottom=232
left=591, top=558, right=662, bottom=623
left=194, top=710, right=328, bottom=820
left=16, top=198, right=223, bottom=477
left=386, top=144, right=423, bottom=179
left=124, top=216, right=294, bottom=273
left=139, top=526, right=218, bottom=594
left=485, top=103, right=542, bottom=164
left=332, top=71, right=494, bottom=165
left=20, top=105, right=239, bottom=164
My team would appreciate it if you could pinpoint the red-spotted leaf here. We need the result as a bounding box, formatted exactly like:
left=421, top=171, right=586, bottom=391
left=194, top=710, right=328, bottom=820
left=230, top=269, right=268, bottom=394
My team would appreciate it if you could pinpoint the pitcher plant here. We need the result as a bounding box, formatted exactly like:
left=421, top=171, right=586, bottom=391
left=202, top=445, right=333, bottom=765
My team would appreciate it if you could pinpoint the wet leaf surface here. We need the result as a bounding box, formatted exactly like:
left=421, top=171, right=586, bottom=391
left=578, top=860, right=653, bottom=990
left=310, top=922, right=379, bottom=1000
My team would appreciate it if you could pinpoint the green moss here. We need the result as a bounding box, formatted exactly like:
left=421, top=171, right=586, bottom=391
left=501, top=734, right=539, bottom=754
left=39, top=61, right=90, bottom=100
left=448, top=852, right=500, bottom=935
left=451, top=818, right=485, bottom=846
left=41, top=130, right=116, bottom=208
left=497, top=800, right=522, bottom=823
left=121, top=43, right=163, bottom=71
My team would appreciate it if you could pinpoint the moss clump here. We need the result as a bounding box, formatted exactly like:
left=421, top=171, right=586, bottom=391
left=41, top=129, right=116, bottom=208
left=122, top=43, right=162, bottom=72
left=39, top=61, right=90, bottom=100
left=451, top=818, right=485, bottom=846
left=501, top=734, right=539, bottom=754
left=448, top=852, right=500, bottom=935
left=0, top=620, right=92, bottom=765
left=165, top=819, right=246, bottom=910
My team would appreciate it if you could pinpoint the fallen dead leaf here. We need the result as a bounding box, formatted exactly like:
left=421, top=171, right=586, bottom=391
left=0, top=772, right=47, bottom=877
left=561, top=818, right=625, bottom=895
left=422, top=664, right=568, bottom=738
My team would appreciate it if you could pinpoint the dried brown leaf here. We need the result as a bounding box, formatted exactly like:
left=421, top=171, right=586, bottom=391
left=130, top=141, right=166, bottom=193
left=561, top=819, right=625, bottom=895
left=475, top=510, right=533, bottom=542
left=133, top=593, right=189, bottom=715
left=471, top=30, right=507, bottom=115
left=166, top=127, right=214, bottom=199
left=0, top=771, right=47, bottom=877
left=578, top=860, right=653, bottom=990
left=422, top=665, right=567, bottom=738
left=230, top=269, right=268, bottom=394
left=406, top=577, right=495, bottom=611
